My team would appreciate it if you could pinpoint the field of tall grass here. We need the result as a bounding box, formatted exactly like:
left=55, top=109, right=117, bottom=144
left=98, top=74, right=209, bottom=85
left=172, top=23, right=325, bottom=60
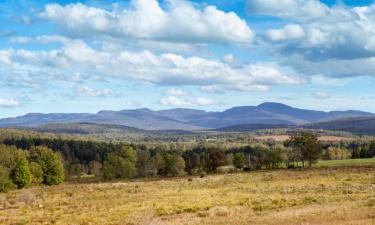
left=0, top=165, right=374, bottom=225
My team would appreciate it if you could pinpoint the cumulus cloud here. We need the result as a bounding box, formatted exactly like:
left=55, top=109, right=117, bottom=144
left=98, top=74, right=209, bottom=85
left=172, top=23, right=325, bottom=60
left=0, top=39, right=301, bottom=91
left=254, top=1, right=375, bottom=78
left=265, top=24, right=304, bottom=42
left=40, top=0, right=254, bottom=45
left=160, top=96, right=215, bottom=106
left=0, top=98, right=20, bottom=107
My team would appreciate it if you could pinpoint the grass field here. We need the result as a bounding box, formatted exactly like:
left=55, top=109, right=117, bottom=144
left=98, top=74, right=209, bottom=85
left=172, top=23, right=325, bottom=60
left=316, top=158, right=375, bottom=167
left=0, top=165, right=374, bottom=225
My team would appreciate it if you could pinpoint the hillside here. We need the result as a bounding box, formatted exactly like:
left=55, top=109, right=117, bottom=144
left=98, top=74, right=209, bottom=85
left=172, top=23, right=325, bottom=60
left=304, top=117, right=375, bottom=135
left=214, top=124, right=294, bottom=132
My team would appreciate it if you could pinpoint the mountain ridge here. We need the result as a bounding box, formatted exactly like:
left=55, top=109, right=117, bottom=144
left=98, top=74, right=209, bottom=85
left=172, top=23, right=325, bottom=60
left=0, top=102, right=373, bottom=130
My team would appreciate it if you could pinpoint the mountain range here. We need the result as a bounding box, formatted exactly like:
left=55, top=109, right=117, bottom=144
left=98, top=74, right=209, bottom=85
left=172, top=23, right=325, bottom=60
left=0, top=102, right=373, bottom=131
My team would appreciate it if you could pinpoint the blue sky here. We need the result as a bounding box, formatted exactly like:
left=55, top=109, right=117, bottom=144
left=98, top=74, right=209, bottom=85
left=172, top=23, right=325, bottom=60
left=1, top=0, right=375, bottom=118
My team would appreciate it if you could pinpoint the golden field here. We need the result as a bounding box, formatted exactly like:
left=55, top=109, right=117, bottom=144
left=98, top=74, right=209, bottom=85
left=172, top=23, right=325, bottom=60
left=1, top=166, right=374, bottom=225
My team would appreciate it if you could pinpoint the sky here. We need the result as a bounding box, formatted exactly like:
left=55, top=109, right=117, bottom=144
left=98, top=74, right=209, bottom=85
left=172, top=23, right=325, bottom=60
left=1, top=0, right=375, bottom=118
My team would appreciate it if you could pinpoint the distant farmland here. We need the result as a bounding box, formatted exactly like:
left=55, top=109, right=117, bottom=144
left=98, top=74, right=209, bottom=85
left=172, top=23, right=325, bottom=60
left=254, top=135, right=354, bottom=142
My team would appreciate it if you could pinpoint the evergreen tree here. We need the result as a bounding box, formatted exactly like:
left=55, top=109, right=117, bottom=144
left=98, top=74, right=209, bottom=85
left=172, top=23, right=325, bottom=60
left=10, top=153, right=31, bottom=188
left=29, top=146, right=65, bottom=185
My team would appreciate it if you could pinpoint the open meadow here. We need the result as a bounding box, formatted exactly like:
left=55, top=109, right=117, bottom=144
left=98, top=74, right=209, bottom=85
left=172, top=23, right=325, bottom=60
left=1, top=164, right=374, bottom=225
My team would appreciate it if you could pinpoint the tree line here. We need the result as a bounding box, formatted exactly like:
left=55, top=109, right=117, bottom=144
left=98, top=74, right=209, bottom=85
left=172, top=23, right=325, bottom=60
left=1, top=132, right=374, bottom=191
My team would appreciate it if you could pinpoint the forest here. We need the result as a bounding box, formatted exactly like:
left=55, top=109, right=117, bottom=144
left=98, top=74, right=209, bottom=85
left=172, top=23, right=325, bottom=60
left=1, top=130, right=375, bottom=192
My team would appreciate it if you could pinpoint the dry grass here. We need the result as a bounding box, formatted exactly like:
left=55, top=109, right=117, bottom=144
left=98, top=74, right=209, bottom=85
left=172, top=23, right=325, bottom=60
left=0, top=166, right=374, bottom=225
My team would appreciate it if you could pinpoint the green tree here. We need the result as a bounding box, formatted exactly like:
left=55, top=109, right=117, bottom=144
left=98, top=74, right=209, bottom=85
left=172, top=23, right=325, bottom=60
left=29, top=146, right=65, bottom=185
left=10, top=152, right=31, bottom=188
left=119, top=145, right=137, bottom=164
left=136, top=149, right=151, bottom=177
left=29, top=162, right=43, bottom=184
left=233, top=153, right=245, bottom=169
left=103, top=153, right=136, bottom=179
left=0, top=145, right=31, bottom=189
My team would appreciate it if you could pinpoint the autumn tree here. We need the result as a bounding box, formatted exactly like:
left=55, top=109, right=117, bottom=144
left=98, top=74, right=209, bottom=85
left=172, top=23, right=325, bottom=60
left=286, top=132, right=322, bottom=167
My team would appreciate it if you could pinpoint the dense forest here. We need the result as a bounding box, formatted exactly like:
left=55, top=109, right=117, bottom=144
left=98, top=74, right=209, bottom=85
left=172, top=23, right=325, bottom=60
left=0, top=129, right=375, bottom=192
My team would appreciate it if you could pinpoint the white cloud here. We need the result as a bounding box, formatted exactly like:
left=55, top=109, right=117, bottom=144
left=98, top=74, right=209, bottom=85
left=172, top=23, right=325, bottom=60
left=165, top=88, right=187, bottom=96
left=310, top=75, right=353, bottom=86
left=234, top=84, right=270, bottom=92
left=160, top=96, right=215, bottom=106
left=9, top=36, right=32, bottom=44
left=0, top=50, right=12, bottom=65
left=281, top=55, right=375, bottom=78
left=265, top=24, right=304, bottom=42
left=40, top=0, right=254, bottom=45
left=257, top=2, right=375, bottom=78
left=75, top=85, right=116, bottom=97
left=1, top=40, right=301, bottom=91
left=0, top=98, right=20, bottom=107
left=200, top=85, right=223, bottom=94
left=313, top=92, right=330, bottom=100
left=247, top=0, right=329, bottom=20
left=222, top=54, right=235, bottom=64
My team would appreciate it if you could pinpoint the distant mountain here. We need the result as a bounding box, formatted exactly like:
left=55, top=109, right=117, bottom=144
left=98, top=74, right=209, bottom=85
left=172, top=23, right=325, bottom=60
left=183, top=103, right=373, bottom=128
left=84, top=108, right=201, bottom=130
left=304, top=117, right=375, bottom=135
left=0, top=109, right=201, bottom=130
left=157, top=108, right=209, bottom=122
left=0, top=113, right=92, bottom=127
left=215, top=124, right=294, bottom=132
left=0, top=102, right=373, bottom=130
left=31, top=122, right=144, bottom=135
